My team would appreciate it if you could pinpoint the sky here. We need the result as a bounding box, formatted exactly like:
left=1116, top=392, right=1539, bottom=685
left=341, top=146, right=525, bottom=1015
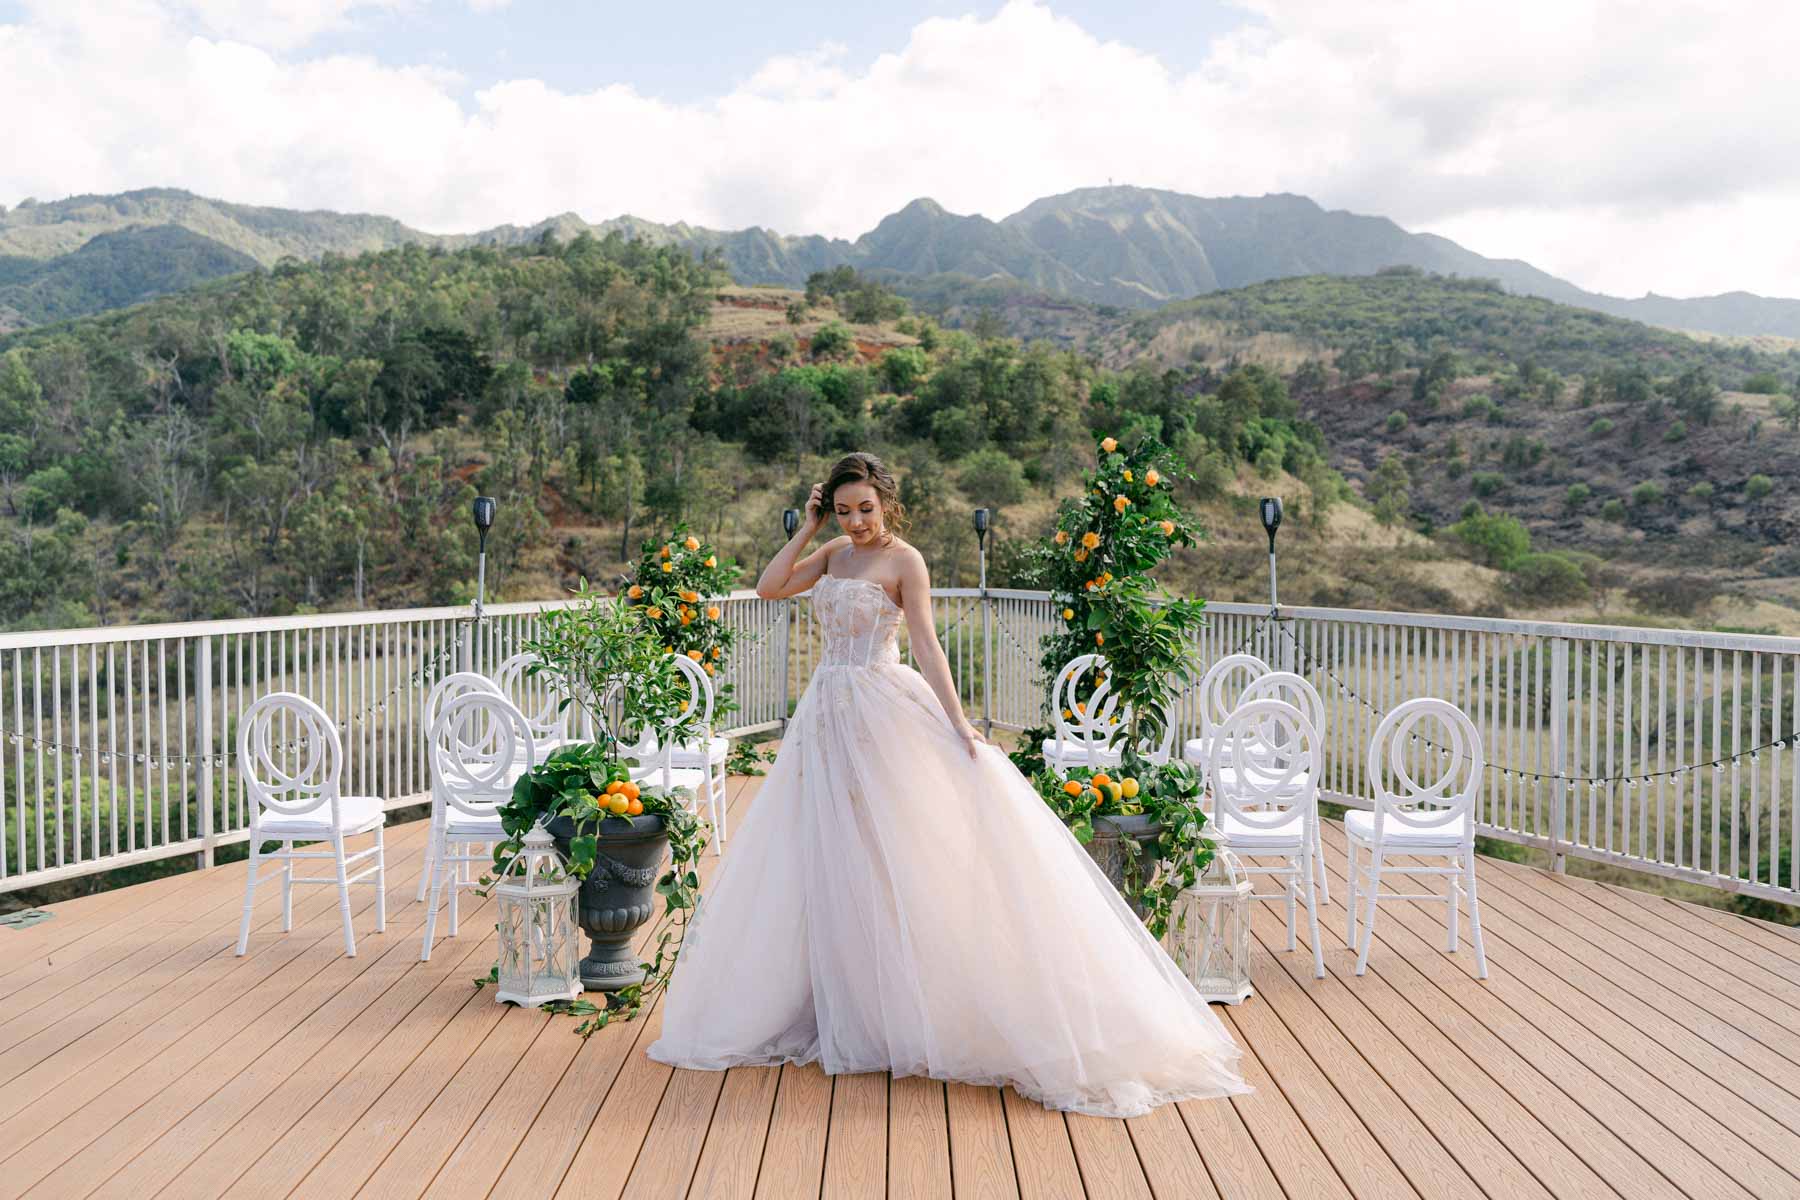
left=2, top=0, right=1796, bottom=300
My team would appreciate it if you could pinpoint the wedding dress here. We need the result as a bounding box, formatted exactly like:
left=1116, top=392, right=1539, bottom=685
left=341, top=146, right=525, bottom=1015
left=646, top=571, right=1248, bottom=1117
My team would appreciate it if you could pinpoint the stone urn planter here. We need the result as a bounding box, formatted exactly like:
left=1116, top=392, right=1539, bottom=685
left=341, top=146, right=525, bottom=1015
left=546, top=812, right=670, bottom=991
left=1085, top=812, right=1164, bottom=919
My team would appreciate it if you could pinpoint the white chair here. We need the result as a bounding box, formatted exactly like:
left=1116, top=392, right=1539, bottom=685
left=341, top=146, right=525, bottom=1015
left=624, top=675, right=711, bottom=825
left=235, top=693, right=386, bottom=958
left=422, top=689, right=534, bottom=960
left=1208, top=697, right=1325, bottom=978
left=1235, top=671, right=1331, bottom=906
left=415, top=671, right=505, bottom=903
left=1347, top=698, right=1488, bottom=979
left=1181, top=653, right=1269, bottom=769
left=1042, top=654, right=1173, bottom=773
left=495, top=652, right=583, bottom=758
left=661, top=655, right=730, bottom=852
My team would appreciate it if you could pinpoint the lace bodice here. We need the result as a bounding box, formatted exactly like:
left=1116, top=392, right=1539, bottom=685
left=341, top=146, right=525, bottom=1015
left=812, top=574, right=904, bottom=668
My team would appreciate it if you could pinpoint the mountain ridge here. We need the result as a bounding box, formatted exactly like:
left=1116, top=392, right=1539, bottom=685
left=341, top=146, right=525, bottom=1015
left=2, top=185, right=1796, bottom=338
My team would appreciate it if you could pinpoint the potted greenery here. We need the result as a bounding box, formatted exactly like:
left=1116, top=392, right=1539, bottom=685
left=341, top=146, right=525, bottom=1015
left=1010, top=433, right=1216, bottom=934
left=624, top=523, right=741, bottom=722
left=480, top=580, right=707, bottom=1035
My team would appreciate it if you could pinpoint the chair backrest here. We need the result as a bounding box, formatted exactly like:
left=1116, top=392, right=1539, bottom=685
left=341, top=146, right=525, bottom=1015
left=239, top=692, right=343, bottom=822
left=424, top=671, right=502, bottom=740
left=495, top=652, right=577, bottom=745
left=1208, top=697, right=1319, bottom=831
left=1367, top=698, right=1483, bottom=837
left=1239, top=671, right=1325, bottom=766
left=671, top=653, right=717, bottom=731
left=1198, top=653, right=1271, bottom=737
left=1050, top=653, right=1122, bottom=751
left=430, top=690, right=535, bottom=817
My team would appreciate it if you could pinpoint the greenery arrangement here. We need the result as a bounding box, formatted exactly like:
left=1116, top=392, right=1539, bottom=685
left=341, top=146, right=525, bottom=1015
left=1031, top=761, right=1212, bottom=940
left=474, top=582, right=708, bottom=1035
left=624, top=523, right=740, bottom=721
left=1034, top=433, right=1210, bottom=767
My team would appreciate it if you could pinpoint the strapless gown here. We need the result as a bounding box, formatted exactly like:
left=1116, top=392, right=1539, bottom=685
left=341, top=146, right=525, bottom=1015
left=645, top=571, right=1247, bottom=1117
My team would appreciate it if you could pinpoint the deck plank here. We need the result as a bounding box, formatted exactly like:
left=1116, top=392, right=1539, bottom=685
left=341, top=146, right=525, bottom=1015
left=1064, top=1113, right=1151, bottom=1200
left=888, top=1075, right=951, bottom=1200
left=1215, top=1010, right=1355, bottom=1200
left=946, top=1083, right=1019, bottom=1200
left=751, top=1064, right=832, bottom=1200
left=1001, top=1091, right=1085, bottom=1200
left=1123, top=1102, right=1219, bottom=1200
left=1243, top=911, right=1536, bottom=1200
left=684, top=1066, right=781, bottom=1200
left=617, top=1056, right=728, bottom=1200
left=820, top=1072, right=886, bottom=1200
left=1171, top=1095, right=1284, bottom=1200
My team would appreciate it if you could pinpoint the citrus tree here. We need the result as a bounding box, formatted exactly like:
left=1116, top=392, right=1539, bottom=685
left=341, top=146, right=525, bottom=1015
left=624, top=522, right=742, bottom=720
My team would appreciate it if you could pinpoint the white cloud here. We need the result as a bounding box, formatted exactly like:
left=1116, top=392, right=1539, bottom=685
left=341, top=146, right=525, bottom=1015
left=2, top=0, right=1796, bottom=297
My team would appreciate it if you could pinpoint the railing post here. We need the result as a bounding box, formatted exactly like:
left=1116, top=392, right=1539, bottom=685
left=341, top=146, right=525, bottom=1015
left=1549, top=636, right=1568, bottom=873
left=778, top=597, right=792, bottom=734
left=981, top=591, right=995, bottom=737
left=196, top=636, right=215, bottom=871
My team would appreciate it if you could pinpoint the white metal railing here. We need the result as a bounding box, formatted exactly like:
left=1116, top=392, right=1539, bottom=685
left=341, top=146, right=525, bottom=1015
left=5, top=591, right=1799, bottom=909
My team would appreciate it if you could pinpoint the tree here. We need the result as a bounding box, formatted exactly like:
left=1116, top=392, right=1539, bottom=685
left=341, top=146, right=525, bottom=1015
left=1665, top=365, right=1718, bottom=426
left=1366, top=454, right=1411, bottom=526
left=809, top=321, right=855, bottom=362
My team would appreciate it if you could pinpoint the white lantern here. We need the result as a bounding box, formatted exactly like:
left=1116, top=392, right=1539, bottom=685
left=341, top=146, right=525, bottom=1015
left=1163, top=846, right=1254, bottom=1004
left=494, top=823, right=582, bottom=1007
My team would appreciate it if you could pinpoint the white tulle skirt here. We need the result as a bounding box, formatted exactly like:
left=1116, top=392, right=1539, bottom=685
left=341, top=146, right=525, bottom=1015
left=645, top=659, right=1248, bottom=1117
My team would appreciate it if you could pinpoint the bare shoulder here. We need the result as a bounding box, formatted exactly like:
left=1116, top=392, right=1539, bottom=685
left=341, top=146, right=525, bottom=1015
left=890, top=540, right=931, bottom=596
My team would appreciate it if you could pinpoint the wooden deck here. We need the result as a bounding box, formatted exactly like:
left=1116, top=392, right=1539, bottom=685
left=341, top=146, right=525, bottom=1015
left=4, top=768, right=1800, bottom=1200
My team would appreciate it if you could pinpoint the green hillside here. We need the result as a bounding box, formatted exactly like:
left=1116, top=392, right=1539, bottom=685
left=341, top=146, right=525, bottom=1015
left=0, top=225, right=259, bottom=330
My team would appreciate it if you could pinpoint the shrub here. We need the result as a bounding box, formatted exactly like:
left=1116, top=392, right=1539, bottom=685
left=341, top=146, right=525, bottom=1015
left=1742, top=371, right=1784, bottom=395
left=1254, top=446, right=1284, bottom=479
left=956, top=448, right=1028, bottom=509
left=1628, top=573, right=1721, bottom=617
left=1687, top=481, right=1715, bottom=502
left=1589, top=417, right=1615, bottom=437
left=1507, top=552, right=1590, bottom=604
left=1462, top=394, right=1495, bottom=422
left=1631, top=481, right=1664, bottom=507
left=1747, top=474, right=1775, bottom=502
left=808, top=321, right=855, bottom=361
left=1386, top=410, right=1408, bottom=433
left=1471, top=471, right=1506, bottom=497
left=1564, top=482, right=1591, bottom=511
left=1448, top=508, right=1531, bottom=570
left=1663, top=419, right=1687, bottom=443
left=1601, top=498, right=1627, bottom=522
left=878, top=346, right=929, bottom=395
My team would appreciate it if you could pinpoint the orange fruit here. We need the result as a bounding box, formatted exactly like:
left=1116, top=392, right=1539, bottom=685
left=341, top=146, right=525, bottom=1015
left=1062, top=607, right=1074, bottom=620
left=646, top=606, right=663, bottom=618
left=605, top=780, right=623, bottom=795
left=1091, top=772, right=1112, bottom=788
left=1075, top=702, right=1085, bottom=714
left=1081, top=531, right=1100, bottom=549
left=679, top=612, right=693, bottom=625
left=1062, top=780, right=1083, bottom=797
left=626, top=798, right=644, bottom=816
left=704, top=663, right=715, bottom=675
left=1121, top=777, right=1140, bottom=798
left=1054, top=530, right=1069, bottom=545
left=1160, top=519, right=1175, bottom=536
left=1101, top=437, right=1117, bottom=453
left=660, top=544, right=671, bottom=558
left=1122, top=469, right=1133, bottom=483
left=705, top=555, right=717, bottom=567
left=706, top=606, right=720, bottom=620
left=1145, top=469, right=1160, bottom=486
left=710, top=647, right=721, bottom=659
left=1074, top=547, right=1089, bottom=562
left=1107, top=781, right=1123, bottom=804
left=679, top=699, right=690, bottom=712
left=680, top=590, right=700, bottom=603
left=627, top=584, right=644, bottom=599
left=661, top=561, right=674, bottom=573
left=607, top=794, right=631, bottom=816
left=685, top=536, right=700, bottom=551
left=1114, top=495, right=1130, bottom=513
left=1062, top=708, right=1073, bottom=719
left=686, top=649, right=702, bottom=660
left=620, top=780, right=640, bottom=800
left=1095, top=632, right=1104, bottom=645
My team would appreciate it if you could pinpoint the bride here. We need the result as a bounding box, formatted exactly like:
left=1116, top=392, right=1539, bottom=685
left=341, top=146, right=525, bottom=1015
left=646, top=451, right=1247, bottom=1117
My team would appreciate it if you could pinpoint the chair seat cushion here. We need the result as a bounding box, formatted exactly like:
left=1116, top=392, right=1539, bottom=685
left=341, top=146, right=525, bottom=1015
left=1042, top=739, right=1123, bottom=766
left=628, top=765, right=708, bottom=794
left=1213, top=810, right=1306, bottom=850
left=1344, top=809, right=1470, bottom=847
left=444, top=810, right=505, bottom=837
left=669, top=735, right=730, bottom=765
left=258, top=794, right=385, bottom=838
left=1180, top=736, right=1214, bottom=764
